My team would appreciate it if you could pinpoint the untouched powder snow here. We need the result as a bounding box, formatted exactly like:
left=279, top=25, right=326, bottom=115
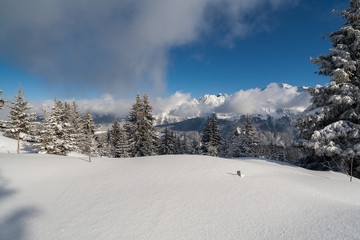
left=0, top=155, right=359, bottom=240
left=0, top=135, right=359, bottom=239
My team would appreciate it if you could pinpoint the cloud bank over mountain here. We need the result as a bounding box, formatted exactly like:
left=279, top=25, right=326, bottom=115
left=0, top=0, right=297, bottom=96
left=28, top=83, right=311, bottom=123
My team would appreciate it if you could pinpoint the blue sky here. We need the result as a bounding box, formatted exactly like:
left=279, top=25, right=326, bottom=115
left=0, top=0, right=349, bottom=101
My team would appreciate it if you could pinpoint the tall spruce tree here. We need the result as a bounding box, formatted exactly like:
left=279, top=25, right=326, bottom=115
left=141, top=93, right=158, bottom=155
left=83, top=110, right=96, bottom=161
left=38, top=99, right=71, bottom=155
left=125, top=93, right=143, bottom=157
left=125, top=93, right=157, bottom=157
left=6, top=87, right=36, bottom=153
left=201, top=117, right=212, bottom=154
left=158, top=127, right=176, bottom=155
left=96, top=134, right=111, bottom=157
left=191, top=138, right=202, bottom=155
left=181, top=134, right=191, bottom=154
left=242, top=115, right=258, bottom=157
left=231, top=127, right=242, bottom=157
left=201, top=115, right=222, bottom=156
left=111, top=118, right=130, bottom=158
left=232, top=116, right=258, bottom=157
left=219, top=137, right=231, bottom=158
left=67, top=100, right=85, bottom=151
left=296, top=0, right=360, bottom=179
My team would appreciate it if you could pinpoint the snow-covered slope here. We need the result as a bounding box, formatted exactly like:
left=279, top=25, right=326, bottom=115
left=0, top=143, right=359, bottom=239
left=0, top=132, right=26, bottom=154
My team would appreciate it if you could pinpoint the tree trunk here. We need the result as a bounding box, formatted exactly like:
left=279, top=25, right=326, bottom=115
left=350, top=157, right=353, bottom=182
left=17, top=132, right=20, bottom=154
left=89, top=151, right=91, bottom=162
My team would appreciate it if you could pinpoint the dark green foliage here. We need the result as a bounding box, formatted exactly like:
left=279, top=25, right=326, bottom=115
left=125, top=93, right=157, bottom=157
left=6, top=87, right=36, bottom=139
left=296, top=0, right=360, bottom=178
left=111, top=118, right=129, bottom=158
left=201, top=115, right=222, bottom=156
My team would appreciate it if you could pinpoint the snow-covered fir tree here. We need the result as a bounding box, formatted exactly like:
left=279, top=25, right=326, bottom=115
left=111, top=117, right=130, bottom=158
left=174, top=133, right=182, bottom=154
left=158, top=127, right=176, bottom=155
left=37, top=99, right=71, bottom=155
left=266, top=143, right=278, bottom=160
left=219, top=137, right=231, bottom=158
left=141, top=93, right=158, bottom=155
left=231, top=127, right=242, bottom=157
left=125, top=93, right=142, bottom=156
left=82, top=110, right=96, bottom=161
left=191, top=138, right=202, bottom=155
left=125, top=93, right=157, bottom=157
left=66, top=100, right=85, bottom=152
left=232, top=116, right=259, bottom=157
left=181, top=134, right=191, bottom=154
left=296, top=0, right=360, bottom=178
left=5, top=87, right=36, bottom=153
left=61, top=102, right=77, bottom=152
left=96, top=134, right=111, bottom=157
left=201, top=115, right=222, bottom=156
left=201, top=116, right=211, bottom=154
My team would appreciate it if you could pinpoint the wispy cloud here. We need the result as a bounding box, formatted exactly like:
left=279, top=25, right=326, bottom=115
left=0, top=0, right=298, bottom=96
left=216, top=83, right=310, bottom=115
left=28, top=83, right=310, bottom=122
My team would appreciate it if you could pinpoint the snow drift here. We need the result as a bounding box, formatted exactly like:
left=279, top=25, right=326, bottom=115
left=0, top=147, right=359, bottom=240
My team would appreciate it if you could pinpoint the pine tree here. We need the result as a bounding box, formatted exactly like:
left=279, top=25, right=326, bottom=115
left=125, top=93, right=157, bottom=157
left=36, top=110, right=54, bottom=154
left=231, top=127, right=242, bottom=157
left=232, top=116, right=259, bottom=157
left=111, top=118, right=130, bottom=158
left=141, top=93, right=158, bottom=155
left=191, top=138, right=202, bottom=155
left=96, top=134, right=111, bottom=157
left=201, top=115, right=222, bottom=156
left=219, top=137, right=231, bottom=158
left=6, top=87, right=36, bottom=153
left=83, top=110, right=96, bottom=161
left=209, top=115, right=222, bottom=156
left=66, top=100, right=85, bottom=152
left=201, top=117, right=212, bottom=154
left=296, top=0, right=360, bottom=179
left=242, top=115, right=259, bottom=157
left=181, top=134, right=191, bottom=154
left=125, top=93, right=143, bottom=157
left=37, top=99, right=72, bottom=155
left=158, top=127, right=176, bottom=155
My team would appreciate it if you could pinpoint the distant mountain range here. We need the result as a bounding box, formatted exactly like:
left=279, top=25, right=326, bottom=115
left=153, top=83, right=310, bottom=125
left=93, top=83, right=311, bottom=146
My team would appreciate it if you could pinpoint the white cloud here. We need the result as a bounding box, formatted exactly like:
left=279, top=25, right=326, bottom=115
left=0, top=0, right=298, bottom=96
left=152, top=92, right=192, bottom=115
left=31, top=95, right=132, bottom=119
left=29, top=83, right=310, bottom=122
left=216, top=83, right=310, bottom=115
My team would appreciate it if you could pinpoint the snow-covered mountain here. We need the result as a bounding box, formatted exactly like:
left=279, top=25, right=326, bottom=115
left=154, top=83, right=310, bottom=125
left=80, top=83, right=310, bottom=146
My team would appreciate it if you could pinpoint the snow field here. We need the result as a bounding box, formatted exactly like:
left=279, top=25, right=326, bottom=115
left=0, top=152, right=359, bottom=240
